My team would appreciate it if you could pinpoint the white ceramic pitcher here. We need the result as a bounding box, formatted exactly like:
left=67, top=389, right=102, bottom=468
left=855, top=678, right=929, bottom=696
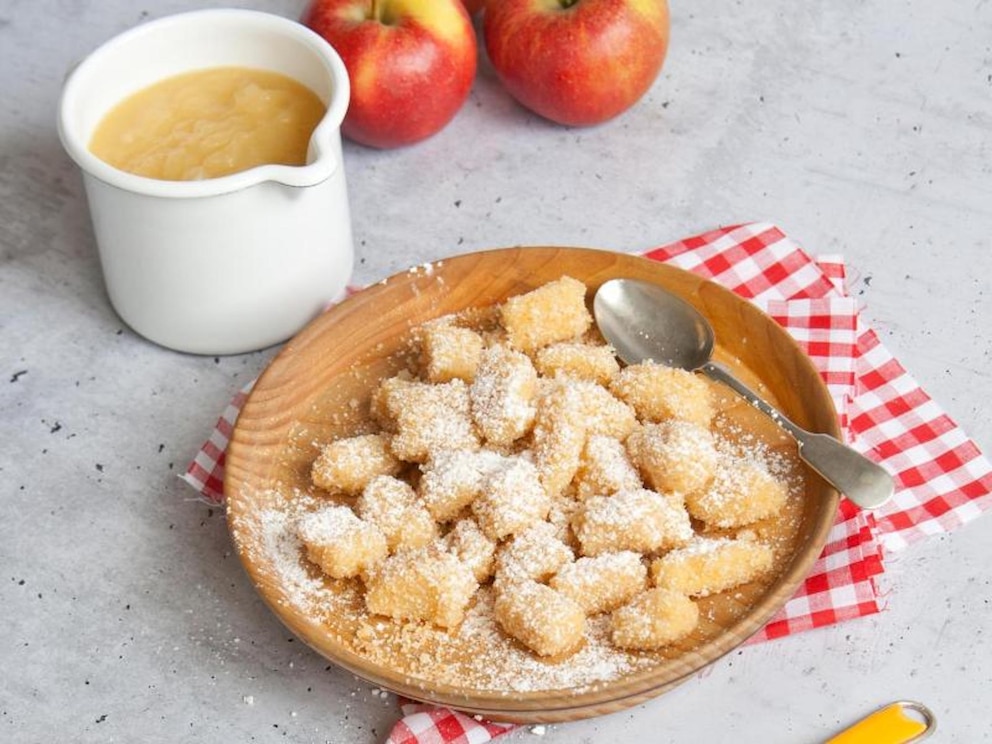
left=58, top=9, right=354, bottom=355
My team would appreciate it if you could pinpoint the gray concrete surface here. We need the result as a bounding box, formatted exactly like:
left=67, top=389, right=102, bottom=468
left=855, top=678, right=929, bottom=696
left=1, top=0, right=990, bottom=741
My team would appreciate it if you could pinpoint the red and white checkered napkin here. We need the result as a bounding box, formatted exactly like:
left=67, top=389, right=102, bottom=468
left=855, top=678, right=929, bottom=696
left=182, top=222, right=992, bottom=744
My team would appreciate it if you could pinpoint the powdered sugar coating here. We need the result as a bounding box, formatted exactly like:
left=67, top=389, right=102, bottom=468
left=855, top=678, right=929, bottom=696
left=651, top=536, right=774, bottom=597
left=383, top=379, right=479, bottom=462
left=311, top=433, right=401, bottom=494
left=531, top=380, right=589, bottom=497
left=612, top=362, right=715, bottom=427
left=550, top=551, right=647, bottom=615
left=470, top=344, right=538, bottom=446
left=355, top=475, right=437, bottom=552
left=421, top=321, right=484, bottom=384
left=574, top=435, right=642, bottom=502
left=573, top=488, right=693, bottom=556
left=611, top=588, right=700, bottom=651
left=297, top=505, right=388, bottom=579
left=534, top=341, right=620, bottom=385
left=472, top=456, right=551, bottom=541
left=686, top=454, right=788, bottom=528
left=442, top=518, right=497, bottom=583
left=495, top=521, right=574, bottom=586
left=494, top=581, right=586, bottom=658
left=628, top=419, right=720, bottom=495
left=240, top=276, right=807, bottom=692
left=365, top=543, right=478, bottom=629
left=419, top=448, right=506, bottom=522
left=500, top=275, right=592, bottom=353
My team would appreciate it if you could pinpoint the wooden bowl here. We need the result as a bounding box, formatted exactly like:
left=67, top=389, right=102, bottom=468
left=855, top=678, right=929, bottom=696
left=225, top=246, right=840, bottom=723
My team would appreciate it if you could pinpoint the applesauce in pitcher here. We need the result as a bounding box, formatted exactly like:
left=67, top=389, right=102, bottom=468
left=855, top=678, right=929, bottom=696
left=89, top=66, right=325, bottom=181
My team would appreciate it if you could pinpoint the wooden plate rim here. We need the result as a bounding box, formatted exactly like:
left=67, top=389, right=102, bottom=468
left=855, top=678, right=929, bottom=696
left=225, top=245, right=841, bottom=720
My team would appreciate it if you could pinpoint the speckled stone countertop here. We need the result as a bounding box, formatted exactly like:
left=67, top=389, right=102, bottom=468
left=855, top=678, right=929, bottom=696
left=2, top=1, right=990, bottom=742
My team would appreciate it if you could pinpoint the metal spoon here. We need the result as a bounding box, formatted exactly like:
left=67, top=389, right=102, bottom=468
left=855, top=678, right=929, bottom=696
left=593, top=278, right=894, bottom=510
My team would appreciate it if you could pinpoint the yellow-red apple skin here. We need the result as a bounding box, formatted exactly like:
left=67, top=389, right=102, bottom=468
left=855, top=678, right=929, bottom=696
left=483, top=0, right=669, bottom=127
left=303, top=0, right=477, bottom=148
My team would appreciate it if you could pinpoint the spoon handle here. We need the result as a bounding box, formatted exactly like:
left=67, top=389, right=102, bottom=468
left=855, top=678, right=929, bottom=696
left=701, top=361, right=894, bottom=510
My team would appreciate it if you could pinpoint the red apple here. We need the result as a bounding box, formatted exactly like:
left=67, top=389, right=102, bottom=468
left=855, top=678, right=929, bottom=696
left=302, top=0, right=477, bottom=148
left=483, top=0, right=670, bottom=127
left=461, top=0, right=486, bottom=15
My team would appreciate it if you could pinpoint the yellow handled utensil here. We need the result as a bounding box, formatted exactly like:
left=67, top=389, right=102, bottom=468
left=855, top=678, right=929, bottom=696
left=826, top=701, right=936, bottom=743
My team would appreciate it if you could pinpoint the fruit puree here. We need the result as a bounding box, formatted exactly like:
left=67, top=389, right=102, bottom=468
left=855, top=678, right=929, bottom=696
left=89, top=66, right=325, bottom=180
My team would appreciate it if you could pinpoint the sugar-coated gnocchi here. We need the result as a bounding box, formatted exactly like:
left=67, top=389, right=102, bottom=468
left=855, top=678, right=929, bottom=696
left=572, top=488, right=693, bottom=556
left=297, top=505, right=388, bottom=579
left=421, top=321, right=484, bottom=384
left=651, top=536, right=774, bottom=597
left=494, top=580, right=586, bottom=657
left=472, top=456, right=551, bottom=541
left=611, top=588, right=700, bottom=650
left=442, top=517, right=497, bottom=583
left=573, top=435, right=642, bottom=502
left=364, top=543, right=478, bottom=629
left=627, top=419, right=719, bottom=495
left=311, top=433, right=401, bottom=494
left=534, top=341, right=620, bottom=385
left=546, top=493, right=581, bottom=548
left=355, top=475, right=437, bottom=552
left=470, top=344, right=538, bottom=446
left=499, top=275, right=592, bottom=353
left=495, top=521, right=573, bottom=586
left=369, top=375, right=413, bottom=432
left=611, top=362, right=715, bottom=427
left=418, top=448, right=505, bottom=522
left=550, top=551, right=647, bottom=615
left=685, top=456, right=788, bottom=528
left=300, top=276, right=791, bottom=661
left=531, top=380, right=588, bottom=498
left=573, top=379, right=637, bottom=440
left=382, top=379, right=479, bottom=463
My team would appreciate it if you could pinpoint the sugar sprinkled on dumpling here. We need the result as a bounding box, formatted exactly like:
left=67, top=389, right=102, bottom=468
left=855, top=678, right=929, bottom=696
left=651, top=536, right=774, bottom=597
left=494, top=580, right=586, bottom=658
left=500, top=276, right=592, bottom=353
left=611, top=362, right=714, bottom=427
left=470, top=343, right=538, bottom=446
left=572, top=487, right=692, bottom=556
left=364, top=543, right=478, bottom=629
left=611, top=588, right=699, bottom=650
left=311, top=433, right=402, bottom=494
left=297, top=505, right=388, bottom=579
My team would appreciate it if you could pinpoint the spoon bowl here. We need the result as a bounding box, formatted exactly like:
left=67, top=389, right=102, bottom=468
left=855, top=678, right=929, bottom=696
left=595, top=276, right=715, bottom=369
left=594, top=278, right=894, bottom=510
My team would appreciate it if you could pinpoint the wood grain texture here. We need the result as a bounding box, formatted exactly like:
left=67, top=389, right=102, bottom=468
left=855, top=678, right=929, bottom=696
left=225, top=246, right=840, bottom=722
